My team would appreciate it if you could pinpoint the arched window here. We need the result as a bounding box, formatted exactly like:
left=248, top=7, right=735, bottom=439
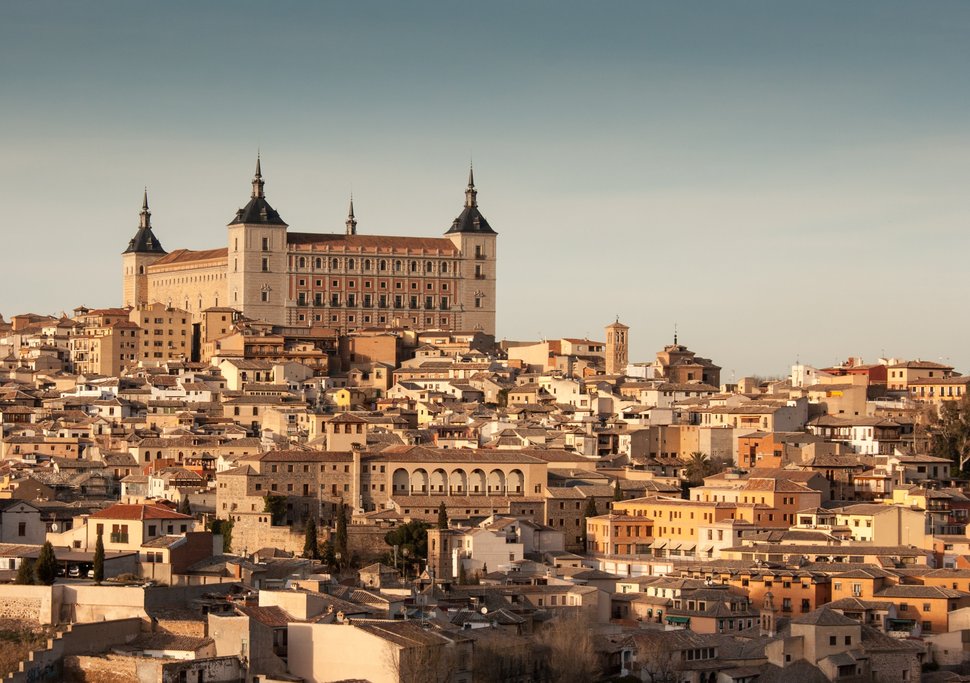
left=425, top=261, right=433, bottom=272
left=364, top=259, right=371, bottom=271
left=379, top=260, right=387, bottom=271
left=441, top=262, right=448, bottom=273
left=347, top=258, right=356, bottom=270
left=394, top=260, right=402, bottom=272
left=410, top=261, right=417, bottom=272
left=315, top=257, right=322, bottom=269
left=298, top=256, right=306, bottom=268
left=331, top=258, right=339, bottom=269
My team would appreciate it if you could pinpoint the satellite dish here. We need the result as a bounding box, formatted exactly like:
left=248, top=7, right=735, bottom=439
left=50, top=523, right=59, bottom=532
left=480, top=606, right=488, bottom=615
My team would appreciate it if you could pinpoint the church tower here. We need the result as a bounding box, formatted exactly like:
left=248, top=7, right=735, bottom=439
left=605, top=319, right=629, bottom=375
left=122, top=189, right=167, bottom=307
left=226, top=156, right=289, bottom=325
left=446, top=166, right=497, bottom=335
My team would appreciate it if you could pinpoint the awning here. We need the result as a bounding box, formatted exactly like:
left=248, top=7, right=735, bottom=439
left=681, top=543, right=697, bottom=551
left=699, top=545, right=714, bottom=552
left=669, top=543, right=682, bottom=551
left=653, top=540, right=668, bottom=549
left=665, top=616, right=690, bottom=624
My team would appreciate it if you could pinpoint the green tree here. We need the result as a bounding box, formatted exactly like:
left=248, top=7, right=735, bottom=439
left=383, top=520, right=429, bottom=577
left=93, top=530, right=105, bottom=584
left=179, top=497, right=191, bottom=516
left=264, top=495, right=288, bottom=525
left=927, top=396, right=970, bottom=471
left=579, top=497, right=598, bottom=549
left=15, top=559, right=34, bottom=585
left=458, top=561, right=468, bottom=585
left=36, top=542, right=57, bottom=585
left=613, top=479, right=623, bottom=502
left=303, top=518, right=320, bottom=559
left=209, top=517, right=234, bottom=553
left=683, top=451, right=714, bottom=486
left=334, top=502, right=349, bottom=568
left=496, top=388, right=510, bottom=408
left=320, top=539, right=337, bottom=570
left=437, top=502, right=448, bottom=530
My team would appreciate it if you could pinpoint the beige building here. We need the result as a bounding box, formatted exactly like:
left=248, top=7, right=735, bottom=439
left=605, top=319, right=629, bottom=376
left=70, top=309, right=140, bottom=377
left=122, top=160, right=498, bottom=335
left=129, top=303, right=192, bottom=363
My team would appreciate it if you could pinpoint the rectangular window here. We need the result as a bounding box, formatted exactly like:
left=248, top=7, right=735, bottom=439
left=261, top=258, right=269, bottom=272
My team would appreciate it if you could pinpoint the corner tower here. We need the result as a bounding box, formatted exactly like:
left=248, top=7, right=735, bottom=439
left=226, top=156, right=289, bottom=325
left=446, top=166, right=497, bottom=335
left=122, top=189, right=167, bottom=307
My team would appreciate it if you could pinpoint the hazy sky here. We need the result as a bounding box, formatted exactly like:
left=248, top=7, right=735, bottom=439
left=2, top=2, right=968, bottom=378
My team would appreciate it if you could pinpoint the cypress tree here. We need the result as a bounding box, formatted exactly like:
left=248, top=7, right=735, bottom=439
left=15, top=559, right=34, bottom=585
left=303, top=518, right=319, bottom=559
left=335, top=502, right=348, bottom=568
left=36, top=542, right=57, bottom=585
left=437, top=502, right=448, bottom=530
left=93, top=530, right=105, bottom=583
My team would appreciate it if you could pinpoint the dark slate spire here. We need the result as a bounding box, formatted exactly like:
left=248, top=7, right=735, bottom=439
left=228, top=155, right=287, bottom=226
left=123, top=188, right=166, bottom=254
left=252, top=154, right=264, bottom=198
left=346, top=195, right=357, bottom=235
left=446, top=166, right=496, bottom=235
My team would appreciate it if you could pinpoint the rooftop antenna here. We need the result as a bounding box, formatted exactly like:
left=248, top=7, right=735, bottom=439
left=673, top=323, right=678, bottom=345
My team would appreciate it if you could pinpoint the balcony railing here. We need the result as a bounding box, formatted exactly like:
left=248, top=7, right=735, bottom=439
left=110, top=533, right=129, bottom=543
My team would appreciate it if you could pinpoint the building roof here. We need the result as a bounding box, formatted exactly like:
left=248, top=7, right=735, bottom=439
left=151, top=248, right=229, bottom=266
left=89, top=502, right=194, bottom=521
left=445, top=169, right=496, bottom=235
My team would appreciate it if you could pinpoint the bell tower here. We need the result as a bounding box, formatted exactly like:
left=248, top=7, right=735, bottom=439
left=605, top=318, right=629, bottom=375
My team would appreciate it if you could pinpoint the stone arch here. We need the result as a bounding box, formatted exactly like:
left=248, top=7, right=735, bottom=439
left=430, top=468, right=447, bottom=494
left=449, top=469, right=467, bottom=494
left=488, top=469, right=506, bottom=494
left=469, top=469, right=486, bottom=494
left=298, top=256, right=306, bottom=268
left=412, top=468, right=428, bottom=494
left=508, top=469, right=524, bottom=494
left=392, top=468, right=410, bottom=494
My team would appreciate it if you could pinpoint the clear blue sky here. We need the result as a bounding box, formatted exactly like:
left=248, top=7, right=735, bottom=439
left=2, top=1, right=968, bottom=377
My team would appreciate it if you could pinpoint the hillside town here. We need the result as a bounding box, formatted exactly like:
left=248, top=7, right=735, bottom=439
left=0, top=301, right=967, bottom=683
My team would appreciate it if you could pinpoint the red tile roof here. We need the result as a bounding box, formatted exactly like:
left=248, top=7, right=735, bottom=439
left=89, top=503, right=194, bottom=521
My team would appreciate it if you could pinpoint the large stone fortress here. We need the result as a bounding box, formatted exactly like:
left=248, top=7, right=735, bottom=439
left=122, top=159, right=498, bottom=335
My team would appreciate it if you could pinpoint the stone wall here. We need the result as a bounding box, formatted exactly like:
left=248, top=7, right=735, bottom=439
left=7, top=618, right=142, bottom=683
left=0, top=585, right=60, bottom=625
left=64, top=654, right=138, bottom=683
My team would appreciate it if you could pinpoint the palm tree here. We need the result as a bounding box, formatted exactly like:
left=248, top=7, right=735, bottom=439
left=683, top=451, right=713, bottom=485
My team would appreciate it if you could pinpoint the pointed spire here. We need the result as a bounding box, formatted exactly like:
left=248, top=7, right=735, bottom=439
left=464, top=163, right=477, bottom=208
left=252, top=153, right=265, bottom=199
left=346, top=195, right=357, bottom=235
left=139, top=187, right=151, bottom=229
left=674, top=323, right=678, bottom=346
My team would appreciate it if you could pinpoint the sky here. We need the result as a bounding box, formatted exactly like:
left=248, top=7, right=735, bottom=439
left=1, top=1, right=968, bottom=378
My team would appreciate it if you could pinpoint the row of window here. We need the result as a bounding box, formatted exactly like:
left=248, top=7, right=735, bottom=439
left=293, top=257, right=462, bottom=273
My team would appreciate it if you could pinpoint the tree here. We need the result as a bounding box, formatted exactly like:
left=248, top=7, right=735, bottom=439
left=496, top=388, right=510, bottom=408
left=334, top=501, right=349, bottom=568
left=93, top=530, right=105, bottom=584
left=263, top=494, right=288, bottom=525
left=320, top=539, right=337, bottom=570
left=458, top=561, right=468, bottom=585
left=178, top=497, right=191, bottom=516
left=35, top=542, right=57, bottom=585
left=383, top=520, right=429, bottom=578
left=209, top=517, right=234, bottom=553
left=384, top=639, right=463, bottom=683
left=303, top=518, right=320, bottom=560
left=472, top=631, right=538, bottom=683
left=534, top=611, right=600, bottom=683
left=636, top=632, right=683, bottom=683
left=579, top=497, right=598, bottom=549
left=15, top=559, right=34, bottom=585
left=683, top=451, right=717, bottom=486
left=927, top=396, right=970, bottom=471
left=613, top=478, right=623, bottom=502
left=437, top=502, right=448, bottom=530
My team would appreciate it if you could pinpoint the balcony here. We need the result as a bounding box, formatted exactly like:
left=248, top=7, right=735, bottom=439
left=474, top=274, right=487, bottom=280
left=110, top=533, right=129, bottom=544
left=474, top=253, right=487, bottom=260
